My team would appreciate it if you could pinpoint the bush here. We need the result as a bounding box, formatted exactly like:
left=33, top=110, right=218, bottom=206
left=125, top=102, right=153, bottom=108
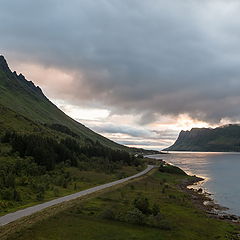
left=125, top=208, right=145, bottom=225
left=147, top=213, right=162, bottom=227
left=159, top=165, right=186, bottom=175
left=152, top=203, right=160, bottom=216
left=36, top=191, right=44, bottom=201
left=133, top=197, right=150, bottom=214
left=101, top=208, right=115, bottom=220
left=53, top=187, right=59, bottom=197
left=13, top=189, right=21, bottom=201
left=1, top=188, right=13, bottom=200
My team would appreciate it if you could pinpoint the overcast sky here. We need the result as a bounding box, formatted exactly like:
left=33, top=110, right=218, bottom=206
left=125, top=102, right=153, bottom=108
left=1, top=0, right=240, bottom=150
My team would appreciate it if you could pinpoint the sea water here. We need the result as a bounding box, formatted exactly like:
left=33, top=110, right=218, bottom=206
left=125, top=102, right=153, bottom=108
left=150, top=152, right=240, bottom=215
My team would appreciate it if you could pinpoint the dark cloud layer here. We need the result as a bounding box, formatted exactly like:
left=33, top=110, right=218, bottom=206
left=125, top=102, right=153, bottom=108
left=1, top=0, right=240, bottom=123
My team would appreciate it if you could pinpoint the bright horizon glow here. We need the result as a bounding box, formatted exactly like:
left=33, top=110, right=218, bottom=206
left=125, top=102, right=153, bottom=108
left=50, top=100, right=222, bottom=150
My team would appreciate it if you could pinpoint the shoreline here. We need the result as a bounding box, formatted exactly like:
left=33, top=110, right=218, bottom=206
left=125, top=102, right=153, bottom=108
left=147, top=155, right=240, bottom=224
left=180, top=171, right=240, bottom=224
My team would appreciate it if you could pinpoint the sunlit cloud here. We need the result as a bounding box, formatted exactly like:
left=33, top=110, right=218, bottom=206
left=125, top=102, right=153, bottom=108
left=54, top=100, right=110, bottom=121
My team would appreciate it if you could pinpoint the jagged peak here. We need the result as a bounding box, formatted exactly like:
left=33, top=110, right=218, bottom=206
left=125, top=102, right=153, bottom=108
left=0, top=55, right=11, bottom=74
left=16, top=72, right=45, bottom=97
left=0, top=55, right=46, bottom=99
left=0, top=55, right=6, bottom=62
left=18, top=73, right=25, bottom=79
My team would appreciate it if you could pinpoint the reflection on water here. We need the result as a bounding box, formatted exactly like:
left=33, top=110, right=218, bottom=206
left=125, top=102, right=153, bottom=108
left=150, top=152, right=240, bottom=215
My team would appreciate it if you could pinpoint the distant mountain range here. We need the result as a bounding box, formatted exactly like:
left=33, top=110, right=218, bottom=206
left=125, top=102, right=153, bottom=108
left=164, top=125, right=240, bottom=152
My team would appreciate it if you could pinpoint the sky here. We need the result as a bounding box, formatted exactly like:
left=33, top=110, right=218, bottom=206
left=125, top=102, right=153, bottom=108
left=1, top=0, right=240, bottom=150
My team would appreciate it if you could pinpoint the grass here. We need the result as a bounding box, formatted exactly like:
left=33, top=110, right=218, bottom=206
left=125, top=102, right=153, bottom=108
left=4, top=169, right=239, bottom=240
left=14, top=216, right=174, bottom=240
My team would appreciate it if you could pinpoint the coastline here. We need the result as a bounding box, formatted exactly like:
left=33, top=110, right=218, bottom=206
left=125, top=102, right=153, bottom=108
left=147, top=154, right=240, bottom=224
left=180, top=170, right=240, bottom=224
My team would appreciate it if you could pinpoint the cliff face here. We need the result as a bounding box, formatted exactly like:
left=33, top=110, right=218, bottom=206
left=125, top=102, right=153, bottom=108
left=164, top=125, right=240, bottom=152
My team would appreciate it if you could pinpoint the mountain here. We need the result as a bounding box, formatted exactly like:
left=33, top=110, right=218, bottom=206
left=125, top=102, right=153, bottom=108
left=164, top=124, right=240, bottom=152
left=0, top=55, right=126, bottom=150
left=0, top=55, right=161, bottom=215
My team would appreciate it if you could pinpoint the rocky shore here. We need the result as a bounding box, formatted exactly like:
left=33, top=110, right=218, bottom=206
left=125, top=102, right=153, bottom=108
left=180, top=174, right=240, bottom=224
left=147, top=156, right=240, bottom=226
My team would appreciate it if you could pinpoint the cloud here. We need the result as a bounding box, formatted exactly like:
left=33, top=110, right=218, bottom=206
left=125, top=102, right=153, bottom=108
left=83, top=121, right=178, bottom=150
left=1, top=0, right=240, bottom=124
left=92, top=124, right=154, bottom=138
left=82, top=121, right=178, bottom=139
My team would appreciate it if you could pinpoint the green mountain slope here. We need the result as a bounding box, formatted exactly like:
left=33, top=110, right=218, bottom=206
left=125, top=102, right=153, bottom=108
left=164, top=125, right=240, bottom=152
left=0, top=56, right=125, bottom=149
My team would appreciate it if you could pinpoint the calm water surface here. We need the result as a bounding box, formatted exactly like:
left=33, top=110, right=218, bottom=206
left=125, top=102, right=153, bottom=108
left=151, top=152, right=240, bottom=215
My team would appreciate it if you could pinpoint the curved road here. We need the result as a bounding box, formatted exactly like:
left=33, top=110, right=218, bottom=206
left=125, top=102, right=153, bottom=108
left=0, top=165, right=156, bottom=226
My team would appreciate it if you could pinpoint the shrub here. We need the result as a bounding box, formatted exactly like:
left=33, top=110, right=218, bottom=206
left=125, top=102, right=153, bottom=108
left=159, top=164, right=186, bottom=175
left=1, top=188, right=13, bottom=200
left=13, top=188, right=21, bottom=202
left=53, top=187, right=59, bottom=197
left=101, top=208, right=115, bottom=220
left=147, top=213, right=162, bottom=227
left=133, top=197, right=150, bottom=214
left=36, top=191, right=44, bottom=201
left=125, top=208, right=145, bottom=225
left=152, top=203, right=160, bottom=216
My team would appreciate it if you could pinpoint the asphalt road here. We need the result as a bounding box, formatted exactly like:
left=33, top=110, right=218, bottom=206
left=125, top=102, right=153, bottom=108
left=0, top=165, right=155, bottom=226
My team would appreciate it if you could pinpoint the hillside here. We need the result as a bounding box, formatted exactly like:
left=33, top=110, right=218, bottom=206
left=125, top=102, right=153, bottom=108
left=164, top=125, right=240, bottom=152
left=0, top=56, right=128, bottom=149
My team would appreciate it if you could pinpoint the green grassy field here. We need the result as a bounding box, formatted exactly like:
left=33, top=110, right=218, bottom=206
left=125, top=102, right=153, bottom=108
left=5, top=169, right=239, bottom=240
